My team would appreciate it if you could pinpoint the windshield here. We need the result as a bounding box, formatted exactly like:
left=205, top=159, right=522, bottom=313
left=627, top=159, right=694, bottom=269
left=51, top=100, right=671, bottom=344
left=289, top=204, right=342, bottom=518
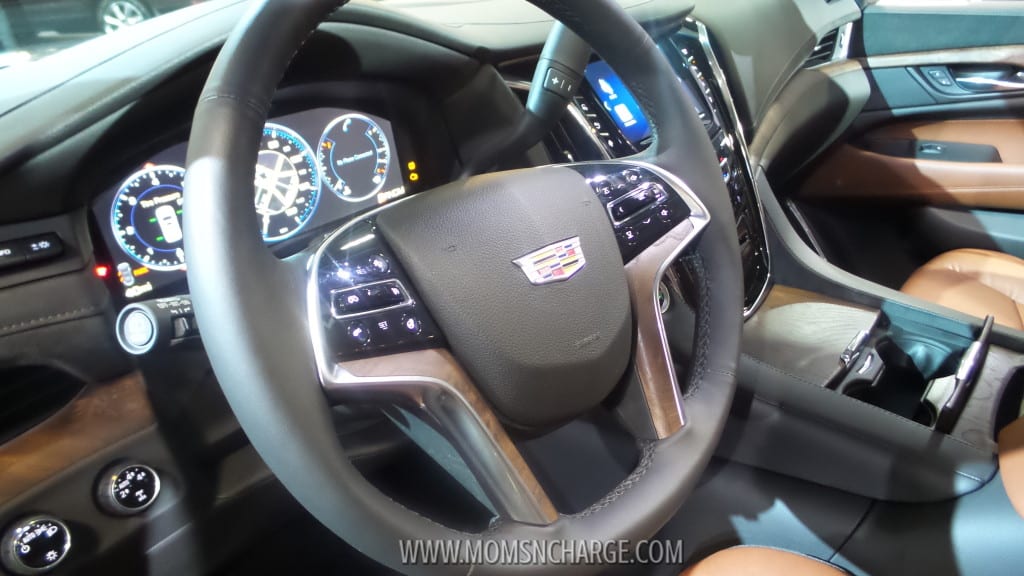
left=0, top=0, right=525, bottom=69
left=0, top=0, right=209, bottom=68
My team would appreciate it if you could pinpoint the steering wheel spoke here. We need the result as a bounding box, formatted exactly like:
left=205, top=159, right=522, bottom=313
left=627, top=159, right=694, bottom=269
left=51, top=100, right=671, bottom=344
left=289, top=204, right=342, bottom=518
left=567, top=160, right=710, bottom=437
left=307, top=209, right=562, bottom=525
left=324, top=348, right=559, bottom=525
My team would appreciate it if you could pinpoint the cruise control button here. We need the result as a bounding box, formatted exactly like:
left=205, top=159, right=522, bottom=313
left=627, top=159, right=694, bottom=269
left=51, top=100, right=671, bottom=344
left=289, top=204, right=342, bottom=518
left=402, top=315, right=422, bottom=335
left=332, top=288, right=372, bottom=315
left=363, top=282, right=406, bottom=307
left=368, top=254, right=390, bottom=275
left=347, top=322, right=371, bottom=346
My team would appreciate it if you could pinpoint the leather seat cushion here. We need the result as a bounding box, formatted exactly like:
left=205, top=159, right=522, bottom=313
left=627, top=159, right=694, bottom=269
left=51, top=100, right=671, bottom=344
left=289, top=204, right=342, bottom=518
left=681, top=546, right=847, bottom=575
left=901, top=248, right=1024, bottom=329
left=1000, top=418, right=1024, bottom=519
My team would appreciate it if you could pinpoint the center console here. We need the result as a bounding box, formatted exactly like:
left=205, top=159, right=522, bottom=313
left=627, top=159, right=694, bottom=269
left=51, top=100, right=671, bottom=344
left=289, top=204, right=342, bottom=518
left=733, top=285, right=1024, bottom=502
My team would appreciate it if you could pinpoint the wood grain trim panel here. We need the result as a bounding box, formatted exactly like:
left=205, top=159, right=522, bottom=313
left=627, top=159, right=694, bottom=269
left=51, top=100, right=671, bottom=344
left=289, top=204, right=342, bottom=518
left=761, top=285, right=871, bottom=313
left=798, top=143, right=1024, bottom=211
left=867, top=45, right=1024, bottom=70
left=624, top=220, right=697, bottom=439
left=341, top=349, right=559, bottom=523
left=0, top=372, right=154, bottom=506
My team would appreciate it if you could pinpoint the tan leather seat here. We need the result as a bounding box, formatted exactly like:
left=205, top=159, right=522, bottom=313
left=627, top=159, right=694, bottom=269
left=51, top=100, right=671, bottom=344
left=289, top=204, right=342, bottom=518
left=901, top=248, right=1024, bottom=330
left=681, top=546, right=847, bottom=575
left=1000, top=418, right=1024, bottom=519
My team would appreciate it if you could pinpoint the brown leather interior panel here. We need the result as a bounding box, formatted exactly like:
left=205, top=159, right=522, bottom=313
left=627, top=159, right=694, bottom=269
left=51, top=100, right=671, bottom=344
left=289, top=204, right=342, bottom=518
left=999, top=417, right=1024, bottom=519
left=799, top=119, right=1024, bottom=211
left=681, top=546, right=846, bottom=576
left=0, top=372, right=154, bottom=506
left=872, top=119, right=1024, bottom=164
left=901, top=248, right=1024, bottom=329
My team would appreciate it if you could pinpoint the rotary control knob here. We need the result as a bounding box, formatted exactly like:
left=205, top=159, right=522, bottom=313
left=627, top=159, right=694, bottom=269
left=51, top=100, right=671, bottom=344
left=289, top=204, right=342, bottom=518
left=1, top=516, right=71, bottom=575
left=96, top=464, right=161, bottom=516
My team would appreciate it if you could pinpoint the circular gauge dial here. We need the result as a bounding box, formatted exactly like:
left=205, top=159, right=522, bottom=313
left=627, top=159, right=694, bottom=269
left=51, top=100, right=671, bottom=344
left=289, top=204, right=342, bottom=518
left=110, top=165, right=186, bottom=271
left=317, top=113, right=392, bottom=202
left=255, top=123, right=321, bottom=241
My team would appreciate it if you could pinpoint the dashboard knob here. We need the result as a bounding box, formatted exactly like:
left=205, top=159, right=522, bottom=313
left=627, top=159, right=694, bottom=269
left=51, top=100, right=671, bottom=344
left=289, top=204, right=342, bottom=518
left=114, top=296, right=197, bottom=355
left=97, top=464, right=162, bottom=516
left=119, top=309, right=156, bottom=352
left=1, top=516, right=71, bottom=575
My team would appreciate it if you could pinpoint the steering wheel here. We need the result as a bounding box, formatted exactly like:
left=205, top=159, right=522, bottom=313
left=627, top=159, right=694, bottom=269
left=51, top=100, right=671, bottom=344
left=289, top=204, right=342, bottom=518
left=183, top=0, right=743, bottom=573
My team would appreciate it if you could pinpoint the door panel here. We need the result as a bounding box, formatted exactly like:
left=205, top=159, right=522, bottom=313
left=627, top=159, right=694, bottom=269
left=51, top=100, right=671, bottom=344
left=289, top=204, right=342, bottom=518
left=781, top=3, right=1024, bottom=290
left=798, top=118, right=1024, bottom=211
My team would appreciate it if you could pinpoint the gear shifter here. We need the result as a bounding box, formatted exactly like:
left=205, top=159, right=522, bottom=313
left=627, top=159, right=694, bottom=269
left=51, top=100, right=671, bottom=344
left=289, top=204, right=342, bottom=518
left=930, top=315, right=995, bottom=433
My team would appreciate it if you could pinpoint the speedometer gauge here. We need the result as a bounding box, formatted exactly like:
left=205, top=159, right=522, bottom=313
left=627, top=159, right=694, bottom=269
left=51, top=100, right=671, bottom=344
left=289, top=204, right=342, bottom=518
left=110, top=165, right=186, bottom=271
left=317, top=113, right=392, bottom=202
left=255, top=123, right=321, bottom=241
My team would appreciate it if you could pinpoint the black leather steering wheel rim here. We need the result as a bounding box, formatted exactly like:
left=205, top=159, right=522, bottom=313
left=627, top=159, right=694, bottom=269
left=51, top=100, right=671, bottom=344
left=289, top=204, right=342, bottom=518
left=183, top=0, right=744, bottom=574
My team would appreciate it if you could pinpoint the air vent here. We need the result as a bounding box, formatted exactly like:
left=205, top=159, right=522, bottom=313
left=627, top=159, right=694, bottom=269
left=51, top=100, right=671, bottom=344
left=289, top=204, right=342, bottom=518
left=804, top=28, right=840, bottom=68
left=803, top=22, right=853, bottom=69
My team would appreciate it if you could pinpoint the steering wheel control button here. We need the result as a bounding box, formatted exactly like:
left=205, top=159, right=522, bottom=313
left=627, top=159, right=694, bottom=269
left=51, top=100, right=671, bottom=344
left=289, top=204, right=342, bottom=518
left=368, top=254, right=390, bottom=275
left=363, top=281, right=407, bottom=307
left=1, top=516, right=71, bottom=575
left=331, top=287, right=371, bottom=315
left=347, top=322, right=372, bottom=346
left=543, top=66, right=581, bottom=99
left=401, top=315, right=423, bottom=335
left=98, top=464, right=162, bottom=516
left=315, top=220, right=445, bottom=357
left=331, top=280, right=411, bottom=319
left=574, top=163, right=695, bottom=262
left=607, top=182, right=667, bottom=225
left=622, top=168, right=643, bottom=185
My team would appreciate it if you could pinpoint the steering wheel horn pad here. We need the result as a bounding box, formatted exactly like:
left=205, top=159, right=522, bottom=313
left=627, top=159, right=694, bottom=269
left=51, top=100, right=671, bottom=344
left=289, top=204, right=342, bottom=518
left=376, top=166, right=631, bottom=431
left=184, top=0, right=744, bottom=573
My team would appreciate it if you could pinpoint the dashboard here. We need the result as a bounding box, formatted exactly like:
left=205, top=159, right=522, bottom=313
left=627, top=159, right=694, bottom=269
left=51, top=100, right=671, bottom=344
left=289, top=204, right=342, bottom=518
left=0, top=0, right=874, bottom=572
left=91, top=106, right=411, bottom=301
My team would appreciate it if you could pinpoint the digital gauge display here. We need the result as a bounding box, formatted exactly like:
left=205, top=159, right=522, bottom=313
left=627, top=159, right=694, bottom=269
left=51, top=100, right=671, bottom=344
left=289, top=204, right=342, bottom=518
left=110, top=165, right=187, bottom=271
left=318, top=114, right=392, bottom=202
left=94, top=107, right=409, bottom=301
left=256, top=123, right=321, bottom=241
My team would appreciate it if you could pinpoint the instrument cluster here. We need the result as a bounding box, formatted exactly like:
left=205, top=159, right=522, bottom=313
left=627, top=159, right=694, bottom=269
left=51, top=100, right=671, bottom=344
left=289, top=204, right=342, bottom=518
left=93, top=107, right=409, bottom=300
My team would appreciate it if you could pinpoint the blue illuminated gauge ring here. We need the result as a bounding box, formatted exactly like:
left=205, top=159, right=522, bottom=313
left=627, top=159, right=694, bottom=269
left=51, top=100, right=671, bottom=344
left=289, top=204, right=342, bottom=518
left=255, top=123, right=322, bottom=242
left=110, top=164, right=188, bottom=271
left=317, top=113, right=392, bottom=203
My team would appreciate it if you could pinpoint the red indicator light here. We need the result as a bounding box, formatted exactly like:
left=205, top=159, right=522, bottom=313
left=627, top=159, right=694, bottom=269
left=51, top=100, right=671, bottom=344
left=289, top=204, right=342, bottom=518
left=94, top=265, right=110, bottom=278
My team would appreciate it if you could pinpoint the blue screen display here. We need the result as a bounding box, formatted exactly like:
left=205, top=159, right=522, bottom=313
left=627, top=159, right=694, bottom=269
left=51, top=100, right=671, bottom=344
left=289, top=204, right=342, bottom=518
left=584, top=60, right=652, bottom=145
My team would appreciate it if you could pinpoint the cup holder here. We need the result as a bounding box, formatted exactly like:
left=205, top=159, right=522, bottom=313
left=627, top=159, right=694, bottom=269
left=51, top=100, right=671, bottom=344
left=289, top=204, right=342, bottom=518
left=841, top=337, right=955, bottom=425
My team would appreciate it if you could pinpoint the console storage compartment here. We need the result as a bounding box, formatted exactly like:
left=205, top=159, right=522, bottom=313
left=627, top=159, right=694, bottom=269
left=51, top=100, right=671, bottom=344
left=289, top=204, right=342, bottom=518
left=831, top=301, right=978, bottom=428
